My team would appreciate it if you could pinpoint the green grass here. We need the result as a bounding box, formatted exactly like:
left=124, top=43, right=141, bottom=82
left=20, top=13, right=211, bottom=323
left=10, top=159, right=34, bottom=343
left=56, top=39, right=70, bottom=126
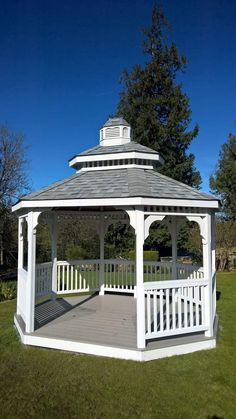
left=0, top=272, right=236, bottom=418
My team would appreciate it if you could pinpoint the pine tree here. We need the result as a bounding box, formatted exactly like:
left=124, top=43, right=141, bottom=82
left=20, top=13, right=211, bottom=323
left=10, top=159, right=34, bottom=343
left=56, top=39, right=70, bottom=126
left=210, top=133, right=236, bottom=219
left=117, top=5, right=201, bottom=187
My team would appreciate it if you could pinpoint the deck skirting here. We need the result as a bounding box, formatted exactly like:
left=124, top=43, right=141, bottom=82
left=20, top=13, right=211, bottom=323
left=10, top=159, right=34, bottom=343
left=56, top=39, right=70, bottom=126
left=14, top=314, right=216, bottom=362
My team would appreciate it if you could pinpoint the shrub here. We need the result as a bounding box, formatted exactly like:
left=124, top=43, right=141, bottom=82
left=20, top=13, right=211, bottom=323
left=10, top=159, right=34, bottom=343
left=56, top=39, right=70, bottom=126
left=128, top=250, right=159, bottom=261
left=0, top=281, right=17, bottom=301
left=65, top=244, right=88, bottom=260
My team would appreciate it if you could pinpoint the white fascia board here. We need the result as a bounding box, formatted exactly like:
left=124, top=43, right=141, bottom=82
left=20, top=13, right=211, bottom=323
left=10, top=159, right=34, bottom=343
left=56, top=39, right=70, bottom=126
left=12, top=197, right=219, bottom=212
left=78, top=164, right=154, bottom=172
left=69, top=151, right=163, bottom=167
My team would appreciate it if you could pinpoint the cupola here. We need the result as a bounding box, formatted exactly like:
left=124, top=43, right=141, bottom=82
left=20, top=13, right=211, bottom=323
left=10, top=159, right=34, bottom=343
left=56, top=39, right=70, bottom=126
left=100, top=117, right=131, bottom=146
left=68, top=115, right=164, bottom=171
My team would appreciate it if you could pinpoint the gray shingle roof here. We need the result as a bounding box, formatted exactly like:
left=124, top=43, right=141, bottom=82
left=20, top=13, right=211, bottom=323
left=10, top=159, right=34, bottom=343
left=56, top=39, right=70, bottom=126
left=21, top=168, right=216, bottom=202
left=77, top=141, right=160, bottom=157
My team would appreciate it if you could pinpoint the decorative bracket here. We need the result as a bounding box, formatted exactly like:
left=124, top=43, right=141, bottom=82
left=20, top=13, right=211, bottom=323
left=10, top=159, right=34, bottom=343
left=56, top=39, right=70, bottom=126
left=27, top=211, right=42, bottom=241
left=125, top=209, right=137, bottom=231
left=144, top=215, right=166, bottom=240
left=186, top=215, right=207, bottom=244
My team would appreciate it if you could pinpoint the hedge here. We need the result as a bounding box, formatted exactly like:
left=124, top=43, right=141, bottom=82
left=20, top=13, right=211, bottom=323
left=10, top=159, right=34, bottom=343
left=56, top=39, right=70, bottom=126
left=128, top=250, right=159, bottom=261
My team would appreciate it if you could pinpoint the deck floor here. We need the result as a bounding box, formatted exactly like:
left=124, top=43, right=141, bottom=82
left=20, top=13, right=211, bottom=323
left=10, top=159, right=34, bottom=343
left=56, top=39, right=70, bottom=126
left=34, top=294, right=137, bottom=348
left=32, top=294, right=211, bottom=351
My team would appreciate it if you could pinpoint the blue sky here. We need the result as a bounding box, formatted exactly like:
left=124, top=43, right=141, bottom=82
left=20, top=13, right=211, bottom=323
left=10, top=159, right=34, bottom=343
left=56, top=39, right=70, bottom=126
left=0, top=0, right=236, bottom=193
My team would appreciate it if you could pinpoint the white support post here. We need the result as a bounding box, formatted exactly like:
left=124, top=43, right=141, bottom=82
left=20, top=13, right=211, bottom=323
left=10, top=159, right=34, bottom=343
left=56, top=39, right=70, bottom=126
left=16, top=217, right=24, bottom=315
left=51, top=213, right=58, bottom=299
left=25, top=211, right=40, bottom=334
left=203, top=213, right=213, bottom=337
left=99, top=216, right=105, bottom=296
left=211, top=214, right=216, bottom=323
left=171, top=217, right=177, bottom=280
left=135, top=209, right=145, bottom=349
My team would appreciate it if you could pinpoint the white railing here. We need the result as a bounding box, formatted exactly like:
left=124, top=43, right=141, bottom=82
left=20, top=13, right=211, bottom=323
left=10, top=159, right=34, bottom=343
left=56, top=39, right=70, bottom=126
left=176, top=263, right=204, bottom=280
left=35, top=259, right=205, bottom=298
left=144, top=279, right=208, bottom=340
left=17, top=268, right=28, bottom=322
left=104, top=259, right=135, bottom=293
left=57, top=260, right=100, bottom=294
left=144, top=261, right=172, bottom=281
left=35, top=262, right=52, bottom=298
left=143, top=261, right=203, bottom=282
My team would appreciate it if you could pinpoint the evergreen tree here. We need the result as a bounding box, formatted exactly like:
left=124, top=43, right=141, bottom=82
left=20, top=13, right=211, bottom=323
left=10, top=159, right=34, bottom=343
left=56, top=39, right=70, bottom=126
left=210, top=133, right=236, bottom=220
left=117, top=5, right=201, bottom=187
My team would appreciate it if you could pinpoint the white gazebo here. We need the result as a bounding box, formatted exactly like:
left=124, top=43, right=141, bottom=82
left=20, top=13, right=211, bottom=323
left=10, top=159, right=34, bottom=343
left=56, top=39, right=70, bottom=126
left=13, top=117, right=219, bottom=361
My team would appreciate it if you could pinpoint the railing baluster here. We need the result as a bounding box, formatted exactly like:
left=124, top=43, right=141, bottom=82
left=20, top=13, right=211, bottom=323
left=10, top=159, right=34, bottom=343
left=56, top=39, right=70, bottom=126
left=147, top=292, right=151, bottom=334
left=195, top=286, right=199, bottom=326
left=121, top=262, right=124, bottom=288
left=160, top=289, right=164, bottom=332
left=166, top=289, right=170, bottom=331
left=178, top=287, right=182, bottom=329
left=71, top=265, right=74, bottom=291
left=172, top=288, right=176, bottom=330
left=184, top=287, right=188, bottom=328
left=66, top=265, right=69, bottom=291
left=154, top=289, right=157, bottom=333
left=190, top=286, right=193, bottom=327
left=75, top=267, right=78, bottom=290
left=62, top=265, right=65, bottom=291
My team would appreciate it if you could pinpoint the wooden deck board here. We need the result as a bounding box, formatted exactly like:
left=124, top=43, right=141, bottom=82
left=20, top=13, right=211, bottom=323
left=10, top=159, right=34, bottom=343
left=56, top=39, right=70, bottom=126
left=34, top=294, right=137, bottom=348
left=30, top=294, right=213, bottom=351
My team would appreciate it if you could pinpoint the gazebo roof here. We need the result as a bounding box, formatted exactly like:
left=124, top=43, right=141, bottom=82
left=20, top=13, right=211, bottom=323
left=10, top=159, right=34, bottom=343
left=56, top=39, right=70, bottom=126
left=75, top=141, right=160, bottom=157
left=20, top=168, right=215, bottom=202
left=13, top=116, right=219, bottom=210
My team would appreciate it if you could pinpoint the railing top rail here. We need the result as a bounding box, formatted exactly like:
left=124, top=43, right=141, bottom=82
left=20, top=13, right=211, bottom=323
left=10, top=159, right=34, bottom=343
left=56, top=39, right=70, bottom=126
left=144, top=278, right=208, bottom=290
left=57, top=259, right=100, bottom=266
left=176, top=262, right=202, bottom=270
left=144, top=261, right=170, bottom=266
left=104, top=259, right=135, bottom=264
left=38, top=259, right=204, bottom=273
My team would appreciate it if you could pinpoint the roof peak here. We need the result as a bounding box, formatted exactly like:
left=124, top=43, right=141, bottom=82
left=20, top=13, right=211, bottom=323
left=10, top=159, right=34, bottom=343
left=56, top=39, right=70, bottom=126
left=103, top=117, right=130, bottom=128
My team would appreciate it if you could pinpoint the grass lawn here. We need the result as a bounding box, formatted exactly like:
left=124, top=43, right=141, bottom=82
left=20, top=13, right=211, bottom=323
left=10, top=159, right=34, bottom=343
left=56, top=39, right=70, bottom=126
left=0, top=272, right=236, bottom=419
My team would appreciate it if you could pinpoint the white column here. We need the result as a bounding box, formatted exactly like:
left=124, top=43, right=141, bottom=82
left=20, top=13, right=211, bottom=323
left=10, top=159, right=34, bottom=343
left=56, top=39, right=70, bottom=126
left=25, top=211, right=37, bottom=333
left=135, top=209, right=145, bottom=349
left=51, top=213, right=58, bottom=299
left=211, top=214, right=216, bottom=323
left=203, top=213, right=213, bottom=337
left=25, top=211, right=39, bottom=333
left=99, top=216, right=105, bottom=296
left=171, top=217, right=177, bottom=280
left=16, top=217, right=24, bottom=315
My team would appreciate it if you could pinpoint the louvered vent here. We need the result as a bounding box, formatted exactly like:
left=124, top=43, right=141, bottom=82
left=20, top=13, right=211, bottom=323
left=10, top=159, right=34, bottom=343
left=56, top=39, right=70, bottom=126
left=106, top=127, right=120, bottom=138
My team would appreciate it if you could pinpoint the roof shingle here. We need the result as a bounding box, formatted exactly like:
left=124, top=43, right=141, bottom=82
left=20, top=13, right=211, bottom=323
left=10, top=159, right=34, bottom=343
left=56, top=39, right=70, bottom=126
left=21, top=168, right=216, bottom=202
